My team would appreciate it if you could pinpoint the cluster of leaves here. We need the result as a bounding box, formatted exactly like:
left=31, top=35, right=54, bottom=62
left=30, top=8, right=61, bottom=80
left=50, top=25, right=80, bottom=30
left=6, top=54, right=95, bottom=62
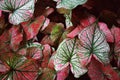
left=0, top=0, right=120, bottom=80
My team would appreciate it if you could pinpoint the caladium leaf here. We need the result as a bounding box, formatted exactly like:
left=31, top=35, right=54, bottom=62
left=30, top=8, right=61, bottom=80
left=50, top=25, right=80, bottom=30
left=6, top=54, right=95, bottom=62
left=22, top=15, right=46, bottom=40
left=54, top=0, right=88, bottom=9
left=0, top=30, right=11, bottom=54
left=57, top=66, right=69, bottom=80
left=19, top=42, right=43, bottom=60
left=54, top=38, right=87, bottom=78
left=9, top=26, right=23, bottom=51
left=88, top=57, right=120, bottom=80
left=111, top=26, right=120, bottom=67
left=0, top=0, right=35, bottom=25
left=41, top=44, right=52, bottom=68
left=37, top=68, right=56, bottom=80
left=0, top=53, right=39, bottom=80
left=78, top=22, right=110, bottom=65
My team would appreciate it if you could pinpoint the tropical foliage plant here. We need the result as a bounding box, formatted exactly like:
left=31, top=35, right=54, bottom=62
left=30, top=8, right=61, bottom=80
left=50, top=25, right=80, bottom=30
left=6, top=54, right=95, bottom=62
left=0, top=0, right=120, bottom=80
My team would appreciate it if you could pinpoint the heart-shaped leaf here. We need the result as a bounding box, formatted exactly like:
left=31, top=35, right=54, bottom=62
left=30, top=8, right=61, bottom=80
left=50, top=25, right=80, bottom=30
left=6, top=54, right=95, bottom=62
left=54, top=38, right=87, bottom=78
left=54, top=0, right=88, bottom=9
left=0, top=53, right=39, bottom=80
left=78, top=22, right=110, bottom=65
left=0, top=0, right=35, bottom=25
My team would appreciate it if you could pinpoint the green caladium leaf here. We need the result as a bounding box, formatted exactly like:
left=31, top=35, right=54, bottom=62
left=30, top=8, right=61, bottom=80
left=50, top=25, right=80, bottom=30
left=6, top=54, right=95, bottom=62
left=78, top=22, right=110, bottom=66
left=54, top=38, right=87, bottom=78
left=54, top=0, right=88, bottom=9
left=0, top=53, right=39, bottom=80
left=0, top=0, right=35, bottom=25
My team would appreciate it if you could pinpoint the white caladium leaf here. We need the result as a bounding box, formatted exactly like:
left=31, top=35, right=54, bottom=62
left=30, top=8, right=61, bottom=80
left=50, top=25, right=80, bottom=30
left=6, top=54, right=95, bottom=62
left=54, top=0, right=88, bottom=9
left=0, top=0, right=35, bottom=25
left=54, top=38, right=87, bottom=78
left=78, top=22, right=110, bottom=65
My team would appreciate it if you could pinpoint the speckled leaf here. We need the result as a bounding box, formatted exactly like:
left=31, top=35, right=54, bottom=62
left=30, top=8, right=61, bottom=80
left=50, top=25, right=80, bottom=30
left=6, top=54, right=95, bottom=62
left=0, top=0, right=35, bottom=25
left=54, top=0, right=88, bottom=9
left=78, top=22, right=110, bottom=65
left=54, top=38, right=87, bottom=78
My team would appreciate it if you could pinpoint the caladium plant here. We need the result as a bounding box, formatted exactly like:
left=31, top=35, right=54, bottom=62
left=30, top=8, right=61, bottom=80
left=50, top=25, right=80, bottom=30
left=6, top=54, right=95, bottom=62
left=0, top=0, right=120, bottom=80
left=0, top=0, right=35, bottom=25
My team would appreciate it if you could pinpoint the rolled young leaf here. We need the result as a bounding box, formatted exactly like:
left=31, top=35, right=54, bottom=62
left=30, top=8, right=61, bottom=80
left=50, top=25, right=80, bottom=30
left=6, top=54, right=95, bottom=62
left=0, top=0, right=35, bottom=25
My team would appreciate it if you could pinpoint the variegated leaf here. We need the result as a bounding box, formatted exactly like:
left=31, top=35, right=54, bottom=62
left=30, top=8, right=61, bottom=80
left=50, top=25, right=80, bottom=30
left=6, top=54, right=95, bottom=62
left=54, top=0, right=88, bottom=9
left=0, top=0, right=35, bottom=25
left=54, top=38, right=87, bottom=78
left=0, top=53, right=39, bottom=80
left=78, top=22, right=110, bottom=65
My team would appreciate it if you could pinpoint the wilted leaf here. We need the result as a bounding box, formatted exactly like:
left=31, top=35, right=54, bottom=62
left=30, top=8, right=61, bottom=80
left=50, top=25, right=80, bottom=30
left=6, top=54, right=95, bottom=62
left=78, top=22, right=110, bottom=65
left=54, top=38, right=87, bottom=78
left=88, top=57, right=120, bottom=80
left=0, top=53, right=39, bottom=80
left=0, top=0, right=35, bottom=25
left=54, top=0, right=88, bottom=9
left=22, top=16, right=45, bottom=40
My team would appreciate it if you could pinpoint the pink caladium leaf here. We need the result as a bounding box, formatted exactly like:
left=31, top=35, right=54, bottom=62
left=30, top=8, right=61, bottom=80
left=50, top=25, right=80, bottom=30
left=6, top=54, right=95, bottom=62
left=67, top=15, right=96, bottom=38
left=99, top=22, right=114, bottom=42
left=18, top=42, right=43, bottom=61
left=0, top=0, right=35, bottom=25
left=88, top=57, right=120, bottom=80
left=41, top=44, right=52, bottom=68
left=9, top=26, right=23, bottom=51
left=57, top=66, right=69, bottom=80
left=0, top=53, right=39, bottom=80
left=78, top=22, right=110, bottom=66
left=0, top=30, right=11, bottom=54
left=111, top=26, right=120, bottom=67
left=54, top=38, right=87, bottom=78
left=22, top=15, right=46, bottom=40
